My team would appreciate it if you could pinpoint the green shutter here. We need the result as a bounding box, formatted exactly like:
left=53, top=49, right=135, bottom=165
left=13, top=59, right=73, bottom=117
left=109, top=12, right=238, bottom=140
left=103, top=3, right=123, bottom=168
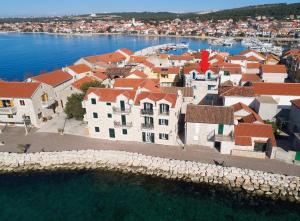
left=295, top=152, right=300, bottom=161
left=142, top=132, right=146, bottom=142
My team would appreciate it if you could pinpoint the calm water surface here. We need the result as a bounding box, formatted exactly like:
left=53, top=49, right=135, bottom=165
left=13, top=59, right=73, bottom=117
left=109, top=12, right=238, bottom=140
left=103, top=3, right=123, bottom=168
left=0, top=33, right=246, bottom=81
left=0, top=170, right=299, bottom=221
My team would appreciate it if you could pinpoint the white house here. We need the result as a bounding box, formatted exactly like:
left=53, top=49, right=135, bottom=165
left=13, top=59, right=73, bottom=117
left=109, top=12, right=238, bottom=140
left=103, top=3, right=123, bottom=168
left=64, top=64, right=92, bottom=80
left=185, top=105, right=235, bottom=154
left=260, top=64, right=288, bottom=83
left=0, top=81, right=55, bottom=127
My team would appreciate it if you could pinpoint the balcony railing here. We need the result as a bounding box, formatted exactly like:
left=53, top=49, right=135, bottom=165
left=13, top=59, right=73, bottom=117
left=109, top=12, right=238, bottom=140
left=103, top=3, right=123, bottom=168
left=113, top=107, right=131, bottom=114
left=141, top=109, right=154, bottom=115
left=159, top=111, right=170, bottom=116
left=0, top=106, right=17, bottom=115
left=114, top=121, right=133, bottom=128
left=141, top=123, right=154, bottom=130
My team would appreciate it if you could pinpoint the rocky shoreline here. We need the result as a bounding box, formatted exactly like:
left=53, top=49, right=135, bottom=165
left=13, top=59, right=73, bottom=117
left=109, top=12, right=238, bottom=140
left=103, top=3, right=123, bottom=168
left=0, top=150, right=299, bottom=203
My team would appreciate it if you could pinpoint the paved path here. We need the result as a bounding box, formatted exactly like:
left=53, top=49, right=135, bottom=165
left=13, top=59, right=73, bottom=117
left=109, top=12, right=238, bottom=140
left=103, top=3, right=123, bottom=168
left=1, top=127, right=299, bottom=176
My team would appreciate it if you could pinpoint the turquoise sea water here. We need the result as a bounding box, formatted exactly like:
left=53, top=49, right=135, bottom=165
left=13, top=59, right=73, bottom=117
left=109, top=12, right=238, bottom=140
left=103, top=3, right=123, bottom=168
left=0, top=33, right=246, bottom=81
left=0, top=170, right=299, bottom=221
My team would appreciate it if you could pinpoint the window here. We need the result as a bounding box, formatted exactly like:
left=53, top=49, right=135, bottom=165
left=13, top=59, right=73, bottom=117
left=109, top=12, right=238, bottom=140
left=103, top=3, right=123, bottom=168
left=159, top=119, right=169, bottom=125
left=224, top=71, right=230, bottom=76
left=19, top=100, right=25, bottom=106
left=91, top=98, right=96, bottom=105
left=160, top=104, right=170, bottom=114
left=107, top=113, right=112, bottom=118
left=159, top=133, right=169, bottom=140
left=208, top=85, right=215, bottom=90
left=122, top=129, right=128, bottom=135
left=95, top=127, right=100, bottom=133
left=109, top=128, right=115, bottom=138
left=106, top=102, right=111, bottom=106
left=93, top=112, right=98, bottom=118
left=7, top=114, right=13, bottom=119
left=161, top=74, right=168, bottom=78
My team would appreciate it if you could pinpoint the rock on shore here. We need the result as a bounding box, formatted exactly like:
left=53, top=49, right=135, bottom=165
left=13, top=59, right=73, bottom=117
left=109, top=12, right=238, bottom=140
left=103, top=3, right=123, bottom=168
left=0, top=150, right=299, bottom=203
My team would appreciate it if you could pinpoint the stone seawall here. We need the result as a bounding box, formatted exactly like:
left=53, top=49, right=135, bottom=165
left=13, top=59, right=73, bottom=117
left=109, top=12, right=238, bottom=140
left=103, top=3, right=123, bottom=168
left=0, top=150, right=299, bottom=203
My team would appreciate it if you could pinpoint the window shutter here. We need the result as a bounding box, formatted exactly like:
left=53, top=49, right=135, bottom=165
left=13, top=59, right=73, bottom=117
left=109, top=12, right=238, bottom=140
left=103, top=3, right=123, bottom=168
left=142, top=132, right=146, bottom=142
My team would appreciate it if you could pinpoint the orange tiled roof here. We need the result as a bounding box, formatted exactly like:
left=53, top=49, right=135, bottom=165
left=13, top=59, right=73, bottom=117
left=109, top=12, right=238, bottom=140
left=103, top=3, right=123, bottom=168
left=127, top=70, right=148, bottom=78
left=32, top=70, right=72, bottom=87
left=234, top=123, right=277, bottom=146
left=241, top=74, right=261, bottom=82
left=85, top=51, right=126, bottom=64
left=67, top=64, right=91, bottom=74
left=228, top=55, right=246, bottom=61
left=135, top=91, right=177, bottom=108
left=231, top=102, right=263, bottom=123
left=261, top=64, right=287, bottom=74
left=72, top=76, right=95, bottom=90
left=253, top=83, right=300, bottom=96
left=92, top=71, right=108, bottom=81
left=85, top=88, right=136, bottom=102
left=183, top=63, right=201, bottom=75
left=220, top=86, right=255, bottom=97
left=291, top=99, right=300, bottom=109
left=129, top=56, right=147, bottom=64
left=246, top=63, right=261, bottom=69
left=119, top=48, right=134, bottom=56
left=170, top=54, right=194, bottom=61
left=114, top=78, right=160, bottom=92
left=152, top=67, right=180, bottom=75
left=0, top=81, right=40, bottom=98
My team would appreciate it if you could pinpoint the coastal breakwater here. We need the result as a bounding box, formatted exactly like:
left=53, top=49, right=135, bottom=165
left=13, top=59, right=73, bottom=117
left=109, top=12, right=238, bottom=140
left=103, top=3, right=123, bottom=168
left=0, top=150, right=299, bottom=203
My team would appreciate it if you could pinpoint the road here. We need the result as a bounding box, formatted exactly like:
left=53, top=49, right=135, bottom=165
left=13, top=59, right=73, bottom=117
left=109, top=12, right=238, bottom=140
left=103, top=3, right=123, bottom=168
left=0, top=126, right=299, bottom=176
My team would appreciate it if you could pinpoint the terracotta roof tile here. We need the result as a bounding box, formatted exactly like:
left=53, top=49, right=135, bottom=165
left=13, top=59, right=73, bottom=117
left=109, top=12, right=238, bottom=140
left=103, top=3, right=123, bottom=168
left=32, top=70, right=72, bottom=87
left=152, top=67, right=180, bottom=75
left=114, top=78, right=160, bottom=92
left=242, top=74, right=261, bottom=82
left=185, top=105, right=234, bottom=124
left=127, top=70, right=148, bottom=78
left=291, top=99, right=300, bottom=109
left=67, top=64, right=91, bottom=74
left=220, top=86, right=255, bottom=97
left=72, top=76, right=95, bottom=90
left=134, top=92, right=177, bottom=108
left=85, top=51, right=126, bottom=64
left=85, top=88, right=136, bottom=102
left=253, top=83, right=300, bottom=96
left=234, top=123, right=277, bottom=146
left=261, top=64, right=287, bottom=74
left=160, top=87, right=193, bottom=97
left=0, top=81, right=40, bottom=98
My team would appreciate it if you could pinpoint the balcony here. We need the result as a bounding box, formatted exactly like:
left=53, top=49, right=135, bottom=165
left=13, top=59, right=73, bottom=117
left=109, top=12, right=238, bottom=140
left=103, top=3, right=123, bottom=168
left=41, top=100, right=56, bottom=108
left=141, top=123, right=154, bottom=130
left=0, top=106, right=17, bottom=115
left=159, top=111, right=170, bottom=116
left=114, top=121, right=133, bottom=128
left=113, top=107, right=131, bottom=114
left=140, top=109, right=154, bottom=115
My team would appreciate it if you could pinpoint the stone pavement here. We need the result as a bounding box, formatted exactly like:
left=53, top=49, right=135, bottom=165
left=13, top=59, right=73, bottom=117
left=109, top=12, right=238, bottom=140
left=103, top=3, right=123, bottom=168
left=0, top=127, right=299, bottom=176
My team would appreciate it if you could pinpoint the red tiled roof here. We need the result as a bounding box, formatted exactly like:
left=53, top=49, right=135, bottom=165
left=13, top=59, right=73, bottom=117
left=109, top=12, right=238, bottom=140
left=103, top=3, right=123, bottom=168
left=127, top=70, right=148, bottom=78
left=135, top=92, right=177, bottom=107
left=85, top=88, right=136, bottom=102
left=129, top=56, right=147, bottom=64
left=291, top=99, right=300, bottom=109
left=239, top=50, right=266, bottom=60
left=170, top=54, right=194, bottom=61
left=72, top=76, right=95, bottom=90
left=234, top=123, right=277, bottom=146
left=0, top=81, right=40, bottom=98
left=220, top=86, right=255, bottom=97
left=152, top=67, right=180, bottom=75
left=246, top=56, right=261, bottom=62
left=32, top=70, right=72, bottom=87
left=253, top=83, right=300, bottom=96
left=67, top=64, right=91, bottom=74
left=85, top=52, right=126, bottom=64
left=231, top=102, right=263, bottom=123
left=183, top=63, right=202, bottom=75
left=241, top=74, right=261, bottom=82
left=119, top=48, right=134, bottom=56
left=92, top=71, right=108, bottom=81
left=228, top=55, right=246, bottom=61
left=114, top=78, right=160, bottom=92
left=246, top=63, right=261, bottom=69
left=261, top=64, right=287, bottom=74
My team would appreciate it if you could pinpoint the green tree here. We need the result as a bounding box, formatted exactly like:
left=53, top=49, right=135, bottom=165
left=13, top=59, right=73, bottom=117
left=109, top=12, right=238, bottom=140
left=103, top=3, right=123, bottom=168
left=80, top=80, right=105, bottom=94
left=64, top=93, right=85, bottom=120
left=265, top=120, right=281, bottom=137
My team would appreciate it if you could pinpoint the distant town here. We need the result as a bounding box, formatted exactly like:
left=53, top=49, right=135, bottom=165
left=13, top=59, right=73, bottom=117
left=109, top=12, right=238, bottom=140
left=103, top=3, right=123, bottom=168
left=0, top=13, right=300, bottom=43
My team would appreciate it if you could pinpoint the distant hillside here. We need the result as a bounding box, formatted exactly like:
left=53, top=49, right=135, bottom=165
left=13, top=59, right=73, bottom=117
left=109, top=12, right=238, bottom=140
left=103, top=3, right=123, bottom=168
left=0, top=3, right=299, bottom=23
left=197, top=3, right=300, bottom=20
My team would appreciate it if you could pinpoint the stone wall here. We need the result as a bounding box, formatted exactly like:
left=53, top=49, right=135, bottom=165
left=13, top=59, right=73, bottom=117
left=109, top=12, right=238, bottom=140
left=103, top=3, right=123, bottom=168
left=0, top=150, right=299, bottom=203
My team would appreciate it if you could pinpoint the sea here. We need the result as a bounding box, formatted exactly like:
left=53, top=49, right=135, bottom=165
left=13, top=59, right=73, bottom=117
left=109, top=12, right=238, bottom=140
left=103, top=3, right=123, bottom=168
left=0, top=33, right=246, bottom=81
left=0, top=170, right=299, bottom=221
